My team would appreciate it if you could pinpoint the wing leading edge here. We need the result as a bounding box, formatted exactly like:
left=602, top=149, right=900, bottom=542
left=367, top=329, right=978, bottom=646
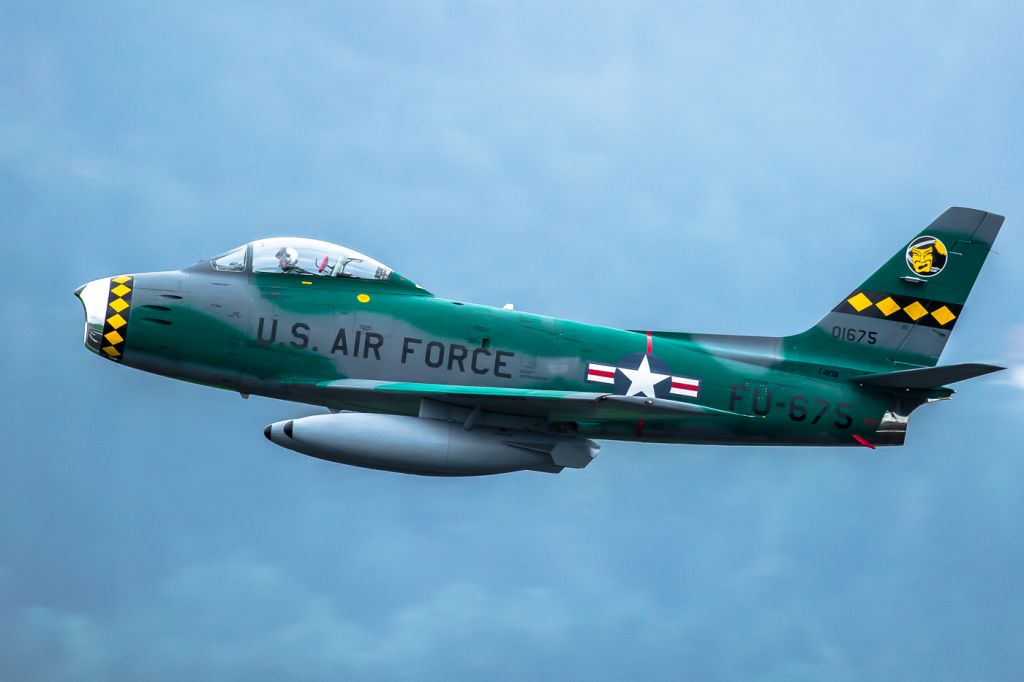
left=293, top=379, right=750, bottom=423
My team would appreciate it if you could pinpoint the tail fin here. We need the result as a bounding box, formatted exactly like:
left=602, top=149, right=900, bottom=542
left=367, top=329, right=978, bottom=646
left=787, top=207, right=1004, bottom=370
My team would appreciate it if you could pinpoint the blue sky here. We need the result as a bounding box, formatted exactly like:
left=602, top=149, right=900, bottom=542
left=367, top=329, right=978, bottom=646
left=2, top=2, right=1023, bottom=679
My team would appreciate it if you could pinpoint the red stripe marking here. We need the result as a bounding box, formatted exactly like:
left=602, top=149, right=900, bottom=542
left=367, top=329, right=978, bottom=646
left=672, top=381, right=699, bottom=390
left=635, top=419, right=645, bottom=438
left=646, top=331, right=653, bottom=354
left=588, top=369, right=615, bottom=378
left=852, top=434, right=876, bottom=449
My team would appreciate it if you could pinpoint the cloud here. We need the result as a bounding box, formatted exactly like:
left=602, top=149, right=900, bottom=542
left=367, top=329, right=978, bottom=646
left=4, top=2, right=1024, bottom=681
left=1001, top=325, right=1024, bottom=391
left=0, top=557, right=582, bottom=682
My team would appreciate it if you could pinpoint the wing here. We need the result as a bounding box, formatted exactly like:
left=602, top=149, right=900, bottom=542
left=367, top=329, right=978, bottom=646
left=287, top=378, right=749, bottom=424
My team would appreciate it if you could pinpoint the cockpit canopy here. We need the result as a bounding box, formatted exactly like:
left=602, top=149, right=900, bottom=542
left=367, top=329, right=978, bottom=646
left=210, top=238, right=397, bottom=281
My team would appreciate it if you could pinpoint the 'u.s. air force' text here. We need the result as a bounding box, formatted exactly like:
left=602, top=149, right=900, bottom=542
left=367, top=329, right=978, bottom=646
left=255, top=318, right=514, bottom=378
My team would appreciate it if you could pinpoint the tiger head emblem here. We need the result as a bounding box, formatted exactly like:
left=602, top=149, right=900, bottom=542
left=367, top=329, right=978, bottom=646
left=905, top=236, right=947, bottom=277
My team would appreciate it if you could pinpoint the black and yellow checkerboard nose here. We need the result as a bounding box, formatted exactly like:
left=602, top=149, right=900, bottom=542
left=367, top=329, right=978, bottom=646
left=75, top=275, right=135, bottom=361
left=100, top=276, right=134, bottom=359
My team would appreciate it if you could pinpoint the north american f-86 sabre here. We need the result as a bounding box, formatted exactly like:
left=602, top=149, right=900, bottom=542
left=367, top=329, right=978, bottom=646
left=76, top=207, right=1004, bottom=476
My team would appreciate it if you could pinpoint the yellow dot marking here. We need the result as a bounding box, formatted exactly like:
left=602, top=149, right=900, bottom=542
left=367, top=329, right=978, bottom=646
left=301, top=281, right=313, bottom=285
left=357, top=294, right=371, bottom=303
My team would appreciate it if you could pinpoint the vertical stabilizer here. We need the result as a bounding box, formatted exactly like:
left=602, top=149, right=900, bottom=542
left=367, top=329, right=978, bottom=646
left=787, top=207, right=1003, bottom=370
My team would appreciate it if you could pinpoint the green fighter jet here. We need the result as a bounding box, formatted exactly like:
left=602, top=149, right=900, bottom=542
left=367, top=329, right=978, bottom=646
left=75, top=207, right=1004, bottom=476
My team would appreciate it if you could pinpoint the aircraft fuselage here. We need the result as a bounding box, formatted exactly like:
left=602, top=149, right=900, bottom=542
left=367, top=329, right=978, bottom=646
left=113, top=265, right=892, bottom=447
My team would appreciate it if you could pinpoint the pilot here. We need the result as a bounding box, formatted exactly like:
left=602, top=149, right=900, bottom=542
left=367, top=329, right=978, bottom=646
left=276, top=246, right=300, bottom=273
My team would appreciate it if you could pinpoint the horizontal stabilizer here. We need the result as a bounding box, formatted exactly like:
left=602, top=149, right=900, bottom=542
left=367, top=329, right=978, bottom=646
left=853, top=362, right=1004, bottom=389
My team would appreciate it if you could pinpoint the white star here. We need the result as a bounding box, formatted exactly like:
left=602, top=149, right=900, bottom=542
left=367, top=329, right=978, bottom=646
left=619, top=355, right=670, bottom=397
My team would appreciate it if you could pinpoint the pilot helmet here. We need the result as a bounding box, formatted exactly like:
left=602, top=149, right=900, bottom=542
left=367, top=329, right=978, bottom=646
left=276, top=246, right=299, bottom=271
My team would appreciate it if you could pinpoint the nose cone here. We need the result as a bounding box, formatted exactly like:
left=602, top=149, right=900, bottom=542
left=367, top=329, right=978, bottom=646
left=76, top=277, right=110, bottom=324
left=75, top=275, right=134, bottom=360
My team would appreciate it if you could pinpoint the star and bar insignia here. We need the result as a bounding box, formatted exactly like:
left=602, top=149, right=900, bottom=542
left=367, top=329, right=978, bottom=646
left=586, top=355, right=700, bottom=399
